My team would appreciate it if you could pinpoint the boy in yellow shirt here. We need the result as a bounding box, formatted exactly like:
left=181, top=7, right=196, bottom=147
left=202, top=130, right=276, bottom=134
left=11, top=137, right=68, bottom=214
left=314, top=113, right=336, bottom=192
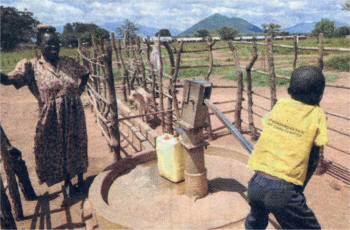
left=245, top=66, right=328, bottom=229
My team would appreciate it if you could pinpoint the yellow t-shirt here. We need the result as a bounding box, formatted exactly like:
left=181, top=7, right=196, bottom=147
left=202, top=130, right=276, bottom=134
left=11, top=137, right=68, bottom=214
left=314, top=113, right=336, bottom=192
left=247, top=98, right=328, bottom=186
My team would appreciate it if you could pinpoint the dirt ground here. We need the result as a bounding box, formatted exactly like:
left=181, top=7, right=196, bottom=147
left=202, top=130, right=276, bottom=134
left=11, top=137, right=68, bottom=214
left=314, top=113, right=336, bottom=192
left=0, top=61, right=349, bottom=229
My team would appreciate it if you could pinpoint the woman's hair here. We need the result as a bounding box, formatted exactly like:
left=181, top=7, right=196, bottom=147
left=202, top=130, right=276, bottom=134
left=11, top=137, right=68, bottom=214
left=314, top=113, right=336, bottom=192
left=36, top=24, right=56, bottom=46
left=288, top=66, right=325, bottom=105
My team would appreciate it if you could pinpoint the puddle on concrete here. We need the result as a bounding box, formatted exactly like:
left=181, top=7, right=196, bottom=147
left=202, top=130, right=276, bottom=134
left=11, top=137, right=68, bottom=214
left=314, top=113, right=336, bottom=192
left=140, top=160, right=185, bottom=195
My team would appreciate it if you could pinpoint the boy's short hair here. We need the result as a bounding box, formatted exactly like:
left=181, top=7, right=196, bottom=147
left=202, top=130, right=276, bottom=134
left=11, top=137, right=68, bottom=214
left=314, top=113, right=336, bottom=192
left=288, top=66, right=325, bottom=105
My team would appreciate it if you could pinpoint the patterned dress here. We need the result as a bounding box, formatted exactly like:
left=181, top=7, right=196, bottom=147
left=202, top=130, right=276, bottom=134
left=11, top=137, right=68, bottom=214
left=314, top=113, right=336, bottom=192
left=8, top=56, right=89, bottom=186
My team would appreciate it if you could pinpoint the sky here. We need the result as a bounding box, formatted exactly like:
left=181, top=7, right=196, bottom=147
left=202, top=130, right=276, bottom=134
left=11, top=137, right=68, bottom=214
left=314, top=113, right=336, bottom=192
left=1, top=0, right=350, bottom=31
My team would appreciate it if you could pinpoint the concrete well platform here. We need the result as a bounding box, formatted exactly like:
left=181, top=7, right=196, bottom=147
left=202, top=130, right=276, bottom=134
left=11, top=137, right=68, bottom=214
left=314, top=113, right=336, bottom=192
left=88, top=146, right=255, bottom=229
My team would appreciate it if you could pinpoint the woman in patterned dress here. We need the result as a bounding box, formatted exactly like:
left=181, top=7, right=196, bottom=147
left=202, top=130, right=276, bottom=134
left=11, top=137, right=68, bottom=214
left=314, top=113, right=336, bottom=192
left=0, top=25, right=89, bottom=197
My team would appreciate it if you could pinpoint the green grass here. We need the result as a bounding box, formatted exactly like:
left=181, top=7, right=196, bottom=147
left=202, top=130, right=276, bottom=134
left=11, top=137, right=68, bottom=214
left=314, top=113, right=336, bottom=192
left=0, top=47, right=77, bottom=73
left=223, top=71, right=290, bottom=86
left=2, top=39, right=345, bottom=87
left=324, top=55, right=350, bottom=72
left=222, top=67, right=339, bottom=87
left=275, top=37, right=350, bottom=48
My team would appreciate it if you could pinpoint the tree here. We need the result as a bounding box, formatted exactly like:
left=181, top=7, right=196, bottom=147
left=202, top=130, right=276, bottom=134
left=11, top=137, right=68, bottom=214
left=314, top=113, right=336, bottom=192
left=261, top=23, right=281, bottom=37
left=311, top=18, right=335, bottom=38
left=116, top=19, right=138, bottom=44
left=335, top=26, right=350, bottom=37
left=61, top=23, right=76, bottom=47
left=218, top=27, right=239, bottom=40
left=156, top=29, right=171, bottom=37
left=61, top=22, right=110, bottom=47
left=194, top=29, right=210, bottom=38
left=0, top=6, right=40, bottom=50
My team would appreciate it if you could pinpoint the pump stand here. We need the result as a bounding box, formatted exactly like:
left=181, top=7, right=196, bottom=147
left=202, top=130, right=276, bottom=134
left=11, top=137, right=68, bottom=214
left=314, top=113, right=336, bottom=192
left=177, top=79, right=212, bottom=199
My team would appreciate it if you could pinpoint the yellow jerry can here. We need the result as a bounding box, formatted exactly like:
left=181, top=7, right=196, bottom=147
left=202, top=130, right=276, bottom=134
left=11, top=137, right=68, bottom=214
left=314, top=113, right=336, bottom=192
left=156, top=134, right=185, bottom=183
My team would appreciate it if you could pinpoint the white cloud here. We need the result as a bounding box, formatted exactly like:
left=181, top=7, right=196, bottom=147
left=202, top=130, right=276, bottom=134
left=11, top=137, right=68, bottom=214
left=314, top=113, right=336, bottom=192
left=289, top=1, right=307, bottom=10
left=12, top=0, right=85, bottom=25
left=2, top=0, right=349, bottom=31
left=212, top=7, right=238, bottom=15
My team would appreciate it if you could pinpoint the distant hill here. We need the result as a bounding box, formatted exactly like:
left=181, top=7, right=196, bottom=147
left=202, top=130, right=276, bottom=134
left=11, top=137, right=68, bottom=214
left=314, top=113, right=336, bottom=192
left=178, top=13, right=263, bottom=36
left=99, top=22, right=180, bottom=37
left=56, top=22, right=180, bottom=37
left=283, top=21, right=350, bottom=34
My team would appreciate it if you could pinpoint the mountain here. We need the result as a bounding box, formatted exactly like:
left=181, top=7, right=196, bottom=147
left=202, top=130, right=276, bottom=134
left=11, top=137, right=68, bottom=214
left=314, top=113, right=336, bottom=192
left=283, top=21, right=350, bottom=34
left=282, top=22, right=316, bottom=34
left=99, top=22, right=180, bottom=37
left=56, top=22, right=180, bottom=37
left=178, top=13, right=263, bottom=36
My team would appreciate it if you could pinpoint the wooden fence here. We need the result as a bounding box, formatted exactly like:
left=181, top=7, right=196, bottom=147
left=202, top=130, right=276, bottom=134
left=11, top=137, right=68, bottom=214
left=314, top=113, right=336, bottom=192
left=78, top=38, right=122, bottom=160
left=79, top=33, right=349, bottom=184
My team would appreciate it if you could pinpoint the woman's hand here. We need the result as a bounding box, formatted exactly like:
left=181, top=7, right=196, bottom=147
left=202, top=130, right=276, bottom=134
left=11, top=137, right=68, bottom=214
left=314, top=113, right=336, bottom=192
left=23, top=61, right=33, bottom=76
left=0, top=59, right=32, bottom=87
left=0, top=72, right=11, bottom=85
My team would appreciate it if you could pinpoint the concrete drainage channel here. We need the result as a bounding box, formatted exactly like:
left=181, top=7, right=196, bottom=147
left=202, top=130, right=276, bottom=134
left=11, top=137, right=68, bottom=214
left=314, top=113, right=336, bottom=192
left=86, top=145, right=254, bottom=229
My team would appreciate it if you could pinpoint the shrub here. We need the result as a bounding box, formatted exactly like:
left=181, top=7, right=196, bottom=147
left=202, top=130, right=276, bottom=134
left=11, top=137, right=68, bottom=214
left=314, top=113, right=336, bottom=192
left=324, top=55, right=350, bottom=72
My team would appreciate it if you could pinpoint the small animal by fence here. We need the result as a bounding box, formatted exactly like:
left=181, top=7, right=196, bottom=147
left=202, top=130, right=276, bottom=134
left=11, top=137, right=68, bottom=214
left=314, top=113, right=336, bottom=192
left=128, top=87, right=161, bottom=129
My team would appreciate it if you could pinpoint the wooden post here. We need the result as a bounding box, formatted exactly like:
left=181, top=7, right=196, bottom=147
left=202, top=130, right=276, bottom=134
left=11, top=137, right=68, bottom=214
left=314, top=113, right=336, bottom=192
left=0, top=124, right=23, bottom=220
left=1, top=174, right=17, bottom=229
left=98, top=40, right=122, bottom=160
left=293, top=35, right=298, bottom=71
left=246, top=39, right=259, bottom=140
left=205, top=37, right=216, bottom=139
left=145, top=36, right=152, bottom=61
left=136, top=37, right=147, bottom=90
left=112, top=33, right=127, bottom=102
left=267, top=36, right=277, bottom=109
left=318, top=33, right=324, bottom=71
left=117, top=39, right=131, bottom=99
left=261, top=49, right=266, bottom=69
left=123, top=33, right=130, bottom=59
left=143, top=39, right=158, bottom=112
left=92, top=37, right=103, bottom=110
left=205, top=37, right=216, bottom=81
left=111, top=33, right=120, bottom=68
left=163, top=41, right=175, bottom=134
left=157, top=34, right=165, bottom=133
left=111, top=34, right=121, bottom=68
left=171, top=41, right=184, bottom=120
left=152, top=69, right=158, bottom=112
left=229, top=41, right=243, bottom=131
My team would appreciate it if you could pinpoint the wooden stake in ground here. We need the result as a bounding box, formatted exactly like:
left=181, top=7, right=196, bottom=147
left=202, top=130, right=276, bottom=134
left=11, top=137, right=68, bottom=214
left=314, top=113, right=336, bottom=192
left=143, top=38, right=158, bottom=112
left=136, top=37, right=147, bottom=89
left=267, top=37, right=277, bottom=109
left=157, top=34, right=165, bottom=133
left=1, top=174, right=17, bottom=229
left=111, top=33, right=127, bottom=101
left=0, top=124, right=37, bottom=220
left=98, top=39, right=122, bottom=160
left=318, top=33, right=324, bottom=71
left=229, top=41, right=243, bottom=131
left=205, top=37, right=216, bottom=139
left=163, top=41, right=176, bottom=134
left=293, top=35, right=298, bottom=71
left=246, top=39, right=259, bottom=140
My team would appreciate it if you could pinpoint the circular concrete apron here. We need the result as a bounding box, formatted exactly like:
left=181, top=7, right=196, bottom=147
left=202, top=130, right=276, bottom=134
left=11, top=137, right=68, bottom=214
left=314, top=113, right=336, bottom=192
left=89, top=146, right=253, bottom=229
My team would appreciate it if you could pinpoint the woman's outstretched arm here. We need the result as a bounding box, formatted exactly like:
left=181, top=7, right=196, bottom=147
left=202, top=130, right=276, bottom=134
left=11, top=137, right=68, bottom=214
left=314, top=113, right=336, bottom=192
left=0, top=60, right=32, bottom=88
